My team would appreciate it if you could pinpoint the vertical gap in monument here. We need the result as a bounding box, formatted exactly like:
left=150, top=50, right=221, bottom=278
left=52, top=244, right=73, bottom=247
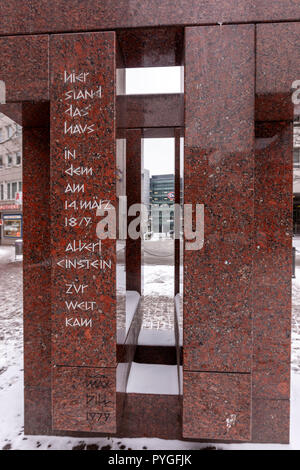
left=116, top=27, right=184, bottom=435
left=126, top=135, right=179, bottom=395
left=125, top=69, right=183, bottom=397
left=141, top=136, right=176, bottom=352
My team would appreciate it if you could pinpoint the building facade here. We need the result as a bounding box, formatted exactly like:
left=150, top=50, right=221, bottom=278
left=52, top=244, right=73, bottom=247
left=150, top=174, right=174, bottom=207
left=142, top=168, right=150, bottom=211
left=0, top=113, right=22, bottom=245
left=150, top=174, right=174, bottom=234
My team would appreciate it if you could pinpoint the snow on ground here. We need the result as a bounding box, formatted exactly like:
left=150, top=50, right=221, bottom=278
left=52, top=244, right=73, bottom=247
left=127, top=364, right=180, bottom=395
left=143, top=265, right=174, bottom=297
left=0, top=245, right=20, bottom=264
left=1, top=244, right=300, bottom=450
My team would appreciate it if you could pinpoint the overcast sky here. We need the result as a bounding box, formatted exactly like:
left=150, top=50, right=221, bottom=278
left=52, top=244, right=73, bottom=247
left=143, top=138, right=175, bottom=176
left=126, top=66, right=182, bottom=95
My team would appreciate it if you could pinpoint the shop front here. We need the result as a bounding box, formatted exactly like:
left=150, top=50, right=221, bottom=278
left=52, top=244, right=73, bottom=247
left=0, top=203, right=23, bottom=245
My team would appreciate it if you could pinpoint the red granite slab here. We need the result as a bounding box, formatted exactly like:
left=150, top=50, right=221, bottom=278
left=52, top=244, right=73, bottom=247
left=22, top=103, right=50, bottom=128
left=0, top=2, right=31, bottom=35
left=24, top=264, right=51, bottom=389
left=117, top=94, right=184, bottom=129
left=32, top=392, right=181, bottom=439
left=184, top=25, right=255, bottom=373
left=252, top=399, right=290, bottom=444
left=252, top=361, right=290, bottom=400
left=252, top=124, right=292, bottom=409
left=256, top=22, right=300, bottom=121
left=0, top=103, right=50, bottom=128
left=252, top=26, right=294, bottom=441
left=117, top=27, right=184, bottom=68
left=22, top=107, right=51, bottom=435
left=50, top=32, right=116, bottom=368
left=118, top=393, right=181, bottom=439
left=126, top=129, right=142, bottom=293
left=24, top=387, right=52, bottom=435
left=183, top=372, right=251, bottom=441
left=1, top=1, right=300, bottom=35
left=50, top=32, right=116, bottom=433
left=174, top=128, right=181, bottom=296
left=23, top=126, right=51, bottom=390
left=185, top=24, right=254, bottom=152
left=52, top=367, right=116, bottom=433
left=0, top=35, right=49, bottom=102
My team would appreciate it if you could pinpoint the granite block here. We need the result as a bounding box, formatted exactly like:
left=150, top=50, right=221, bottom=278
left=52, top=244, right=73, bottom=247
left=183, top=372, right=251, bottom=441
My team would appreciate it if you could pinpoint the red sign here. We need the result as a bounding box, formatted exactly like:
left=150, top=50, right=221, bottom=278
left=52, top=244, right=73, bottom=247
left=15, top=192, right=23, bottom=204
left=0, top=204, right=20, bottom=211
left=167, top=191, right=175, bottom=201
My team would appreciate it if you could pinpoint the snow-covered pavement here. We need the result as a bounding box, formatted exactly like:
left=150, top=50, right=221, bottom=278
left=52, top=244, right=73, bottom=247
left=0, top=245, right=17, bottom=265
left=1, top=245, right=300, bottom=450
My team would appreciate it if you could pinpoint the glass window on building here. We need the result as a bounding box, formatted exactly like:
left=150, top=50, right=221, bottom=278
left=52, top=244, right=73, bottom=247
left=7, top=182, right=11, bottom=200
left=3, top=215, right=22, bottom=238
left=0, top=184, right=4, bottom=200
left=18, top=181, right=22, bottom=192
left=0, top=156, right=3, bottom=168
left=6, top=125, right=13, bottom=138
left=16, top=152, right=21, bottom=166
left=0, top=128, right=3, bottom=143
left=12, top=182, right=17, bottom=199
left=294, top=204, right=300, bottom=234
left=7, top=154, right=12, bottom=167
left=294, top=148, right=300, bottom=167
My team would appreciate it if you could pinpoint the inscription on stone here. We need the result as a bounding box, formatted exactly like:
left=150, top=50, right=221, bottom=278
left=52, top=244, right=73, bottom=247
left=50, top=32, right=116, bottom=432
left=52, top=367, right=116, bottom=432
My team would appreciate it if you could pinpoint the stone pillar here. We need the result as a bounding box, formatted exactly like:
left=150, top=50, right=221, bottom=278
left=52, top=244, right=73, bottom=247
left=23, top=111, right=51, bottom=434
left=251, top=22, right=297, bottom=443
left=252, top=122, right=292, bottom=443
left=126, top=129, right=142, bottom=294
left=50, top=32, right=117, bottom=433
left=183, top=24, right=255, bottom=441
left=174, top=128, right=181, bottom=296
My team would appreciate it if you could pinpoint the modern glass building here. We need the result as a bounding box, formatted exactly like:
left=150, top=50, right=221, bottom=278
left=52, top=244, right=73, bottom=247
left=150, top=174, right=174, bottom=234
